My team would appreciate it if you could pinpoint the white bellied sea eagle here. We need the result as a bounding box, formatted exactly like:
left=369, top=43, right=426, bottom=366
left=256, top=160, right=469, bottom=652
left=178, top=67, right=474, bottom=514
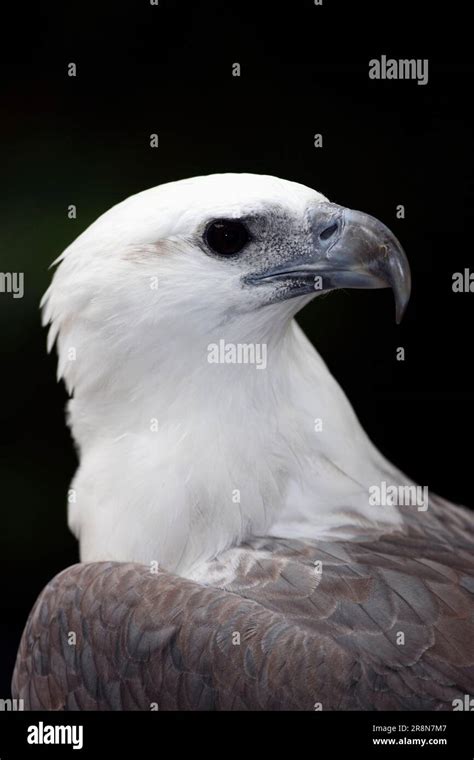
left=12, top=174, right=474, bottom=710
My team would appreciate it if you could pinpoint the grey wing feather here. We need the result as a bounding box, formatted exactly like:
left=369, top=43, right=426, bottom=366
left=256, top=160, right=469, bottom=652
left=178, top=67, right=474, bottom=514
left=12, top=498, right=474, bottom=710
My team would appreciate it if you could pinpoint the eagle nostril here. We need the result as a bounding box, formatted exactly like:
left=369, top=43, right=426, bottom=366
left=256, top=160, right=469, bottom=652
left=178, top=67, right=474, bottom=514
left=320, top=222, right=339, bottom=241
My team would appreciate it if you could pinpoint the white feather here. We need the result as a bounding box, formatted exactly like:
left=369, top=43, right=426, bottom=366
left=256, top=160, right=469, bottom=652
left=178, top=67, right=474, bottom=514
left=43, top=173, right=408, bottom=577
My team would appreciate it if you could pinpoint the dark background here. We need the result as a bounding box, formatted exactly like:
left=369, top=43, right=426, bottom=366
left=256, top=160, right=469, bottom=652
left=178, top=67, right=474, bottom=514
left=1, top=1, right=473, bottom=698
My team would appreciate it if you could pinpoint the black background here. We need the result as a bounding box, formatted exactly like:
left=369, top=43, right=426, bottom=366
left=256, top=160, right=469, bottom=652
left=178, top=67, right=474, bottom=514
left=0, top=711, right=473, bottom=757
left=0, top=0, right=473, bottom=702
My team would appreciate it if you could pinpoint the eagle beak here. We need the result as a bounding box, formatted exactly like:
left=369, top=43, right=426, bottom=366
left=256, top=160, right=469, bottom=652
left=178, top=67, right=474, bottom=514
left=249, top=203, right=411, bottom=323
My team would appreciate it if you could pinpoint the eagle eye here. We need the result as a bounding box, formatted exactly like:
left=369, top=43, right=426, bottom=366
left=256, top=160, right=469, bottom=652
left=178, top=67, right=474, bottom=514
left=205, top=219, right=250, bottom=256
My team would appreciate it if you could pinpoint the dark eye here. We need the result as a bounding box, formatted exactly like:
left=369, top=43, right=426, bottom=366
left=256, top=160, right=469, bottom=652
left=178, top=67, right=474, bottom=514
left=205, top=219, right=250, bottom=256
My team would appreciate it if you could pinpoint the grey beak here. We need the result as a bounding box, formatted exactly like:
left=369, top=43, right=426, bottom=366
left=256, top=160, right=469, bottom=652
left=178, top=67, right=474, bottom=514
left=250, top=203, right=411, bottom=323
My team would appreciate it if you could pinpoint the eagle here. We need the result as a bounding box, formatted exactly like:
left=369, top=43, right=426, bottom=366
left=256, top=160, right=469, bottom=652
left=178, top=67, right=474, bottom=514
left=13, top=174, right=474, bottom=710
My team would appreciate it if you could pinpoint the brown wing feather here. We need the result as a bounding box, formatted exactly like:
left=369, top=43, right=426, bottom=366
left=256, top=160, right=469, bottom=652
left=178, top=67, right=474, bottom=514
left=12, top=498, right=474, bottom=710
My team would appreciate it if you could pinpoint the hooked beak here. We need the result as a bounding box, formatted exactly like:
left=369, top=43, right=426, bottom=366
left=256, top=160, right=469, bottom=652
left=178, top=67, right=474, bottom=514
left=247, top=203, right=411, bottom=323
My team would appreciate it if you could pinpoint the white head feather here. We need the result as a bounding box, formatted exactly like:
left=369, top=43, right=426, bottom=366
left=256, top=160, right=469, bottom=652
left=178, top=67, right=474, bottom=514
left=43, top=173, right=408, bottom=576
